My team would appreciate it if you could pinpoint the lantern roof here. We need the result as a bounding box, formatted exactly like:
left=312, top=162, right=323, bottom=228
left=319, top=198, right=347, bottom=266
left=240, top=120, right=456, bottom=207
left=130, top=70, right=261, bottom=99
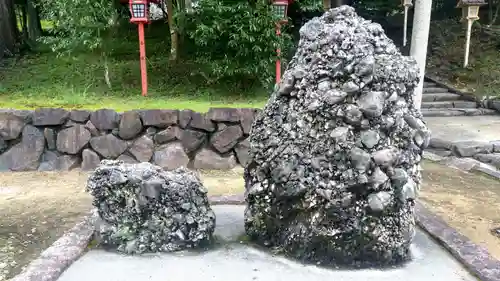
left=270, top=0, right=294, bottom=4
left=457, top=0, right=487, bottom=7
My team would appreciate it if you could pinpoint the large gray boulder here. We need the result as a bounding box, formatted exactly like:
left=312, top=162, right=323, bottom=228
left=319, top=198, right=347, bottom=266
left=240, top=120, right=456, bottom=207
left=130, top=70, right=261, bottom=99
left=0, top=125, right=45, bottom=171
left=86, top=160, right=216, bottom=254
left=244, top=6, right=430, bottom=267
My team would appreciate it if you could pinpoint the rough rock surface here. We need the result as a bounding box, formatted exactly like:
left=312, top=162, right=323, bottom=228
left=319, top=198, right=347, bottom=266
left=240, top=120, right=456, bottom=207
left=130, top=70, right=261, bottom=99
left=86, top=160, right=216, bottom=254
left=139, top=110, right=178, bottom=128
left=82, top=149, right=101, bottom=171
left=33, top=108, right=69, bottom=126
left=153, top=142, right=189, bottom=170
left=0, top=112, right=26, bottom=140
left=119, top=111, right=143, bottom=140
left=0, top=125, right=45, bottom=171
left=69, top=110, right=91, bottom=123
left=90, top=134, right=128, bottom=159
left=129, top=135, right=154, bottom=162
left=57, top=125, right=91, bottom=154
left=193, top=148, right=237, bottom=170
left=211, top=125, right=243, bottom=154
left=90, top=109, right=120, bottom=131
left=243, top=6, right=429, bottom=266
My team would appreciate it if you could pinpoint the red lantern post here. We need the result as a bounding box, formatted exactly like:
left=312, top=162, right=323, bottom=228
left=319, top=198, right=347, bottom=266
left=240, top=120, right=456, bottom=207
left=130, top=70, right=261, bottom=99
left=272, top=0, right=291, bottom=85
left=129, top=0, right=150, bottom=96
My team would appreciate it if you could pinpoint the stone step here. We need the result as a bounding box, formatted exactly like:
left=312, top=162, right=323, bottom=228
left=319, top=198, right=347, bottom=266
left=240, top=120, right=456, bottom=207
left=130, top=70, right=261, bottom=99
left=421, top=101, right=478, bottom=109
left=421, top=93, right=461, bottom=102
left=421, top=108, right=498, bottom=117
left=424, top=81, right=437, bottom=87
left=423, top=87, right=450, bottom=94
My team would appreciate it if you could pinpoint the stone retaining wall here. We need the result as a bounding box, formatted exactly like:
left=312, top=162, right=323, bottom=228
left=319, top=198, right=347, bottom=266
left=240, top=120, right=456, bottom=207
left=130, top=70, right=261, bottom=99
left=483, top=98, right=500, bottom=113
left=428, top=138, right=500, bottom=169
left=0, top=108, right=260, bottom=172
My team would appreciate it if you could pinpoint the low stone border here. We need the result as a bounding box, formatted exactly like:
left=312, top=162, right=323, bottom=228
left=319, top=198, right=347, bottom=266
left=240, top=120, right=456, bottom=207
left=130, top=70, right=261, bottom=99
left=423, top=150, right=500, bottom=181
left=427, top=137, right=500, bottom=171
left=421, top=151, right=500, bottom=280
left=415, top=202, right=500, bottom=281
left=10, top=193, right=498, bottom=281
left=10, top=212, right=96, bottom=281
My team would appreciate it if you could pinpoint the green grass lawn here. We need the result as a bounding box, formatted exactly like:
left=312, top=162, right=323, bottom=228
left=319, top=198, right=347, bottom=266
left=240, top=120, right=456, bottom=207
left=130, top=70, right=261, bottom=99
left=0, top=23, right=269, bottom=112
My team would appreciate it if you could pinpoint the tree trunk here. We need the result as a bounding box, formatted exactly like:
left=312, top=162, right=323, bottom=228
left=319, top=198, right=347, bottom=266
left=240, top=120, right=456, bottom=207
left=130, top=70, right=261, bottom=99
left=488, top=0, right=494, bottom=24
left=26, top=0, right=41, bottom=41
left=166, top=0, right=178, bottom=61
left=22, top=2, right=28, bottom=37
left=492, top=0, right=500, bottom=25
left=332, top=0, right=344, bottom=8
left=322, top=0, right=330, bottom=11
left=185, top=0, right=192, bottom=13
left=410, top=0, right=433, bottom=110
left=0, top=0, right=19, bottom=58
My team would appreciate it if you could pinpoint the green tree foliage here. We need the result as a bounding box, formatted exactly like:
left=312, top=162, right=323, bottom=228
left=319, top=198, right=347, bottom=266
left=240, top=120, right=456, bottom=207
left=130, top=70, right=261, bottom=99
left=182, top=0, right=293, bottom=87
left=294, top=0, right=322, bottom=11
left=39, top=0, right=117, bottom=54
left=39, top=0, right=118, bottom=87
left=351, top=0, right=400, bottom=22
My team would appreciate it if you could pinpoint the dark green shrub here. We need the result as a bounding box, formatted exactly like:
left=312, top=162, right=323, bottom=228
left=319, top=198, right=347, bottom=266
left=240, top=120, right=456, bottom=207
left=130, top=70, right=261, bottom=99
left=182, top=0, right=293, bottom=87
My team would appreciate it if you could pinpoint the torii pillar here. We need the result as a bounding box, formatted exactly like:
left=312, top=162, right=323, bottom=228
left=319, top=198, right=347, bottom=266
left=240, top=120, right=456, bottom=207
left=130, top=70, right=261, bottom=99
left=409, top=0, right=433, bottom=110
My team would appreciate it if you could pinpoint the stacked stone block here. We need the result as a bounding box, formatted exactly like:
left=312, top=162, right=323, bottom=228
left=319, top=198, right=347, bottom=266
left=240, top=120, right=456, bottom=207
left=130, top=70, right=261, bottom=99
left=0, top=107, right=258, bottom=171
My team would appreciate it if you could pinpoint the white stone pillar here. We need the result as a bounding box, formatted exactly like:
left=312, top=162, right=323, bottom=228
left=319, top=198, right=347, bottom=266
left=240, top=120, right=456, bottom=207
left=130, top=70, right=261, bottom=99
left=409, top=0, right=433, bottom=110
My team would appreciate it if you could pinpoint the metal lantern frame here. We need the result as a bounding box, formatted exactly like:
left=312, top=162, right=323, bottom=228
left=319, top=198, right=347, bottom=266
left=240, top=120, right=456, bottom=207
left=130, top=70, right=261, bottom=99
left=128, top=0, right=150, bottom=96
left=272, top=0, right=293, bottom=85
left=129, top=0, right=150, bottom=24
left=272, top=0, right=290, bottom=24
left=456, top=0, right=486, bottom=21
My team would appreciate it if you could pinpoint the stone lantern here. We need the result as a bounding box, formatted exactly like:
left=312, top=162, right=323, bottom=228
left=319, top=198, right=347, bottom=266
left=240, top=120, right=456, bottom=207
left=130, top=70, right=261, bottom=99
left=456, top=0, right=486, bottom=67
left=457, top=0, right=486, bottom=21
left=401, top=0, right=413, bottom=46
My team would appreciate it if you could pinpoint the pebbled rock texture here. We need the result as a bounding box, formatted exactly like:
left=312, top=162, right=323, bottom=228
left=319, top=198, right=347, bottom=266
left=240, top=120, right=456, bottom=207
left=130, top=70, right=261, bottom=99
left=243, top=6, right=429, bottom=267
left=86, top=160, right=216, bottom=254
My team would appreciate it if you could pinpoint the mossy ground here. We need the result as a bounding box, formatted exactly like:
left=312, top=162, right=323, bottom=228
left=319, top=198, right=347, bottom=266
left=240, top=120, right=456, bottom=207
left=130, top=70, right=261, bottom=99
left=427, top=20, right=500, bottom=98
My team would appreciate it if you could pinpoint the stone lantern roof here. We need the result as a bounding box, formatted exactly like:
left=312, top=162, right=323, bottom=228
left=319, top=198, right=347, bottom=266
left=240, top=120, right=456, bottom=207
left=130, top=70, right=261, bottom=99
left=457, top=0, right=487, bottom=6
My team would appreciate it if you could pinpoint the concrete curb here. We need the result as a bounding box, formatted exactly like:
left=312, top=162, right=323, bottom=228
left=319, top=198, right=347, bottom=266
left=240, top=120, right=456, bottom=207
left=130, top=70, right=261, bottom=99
left=10, top=212, right=97, bottom=281
left=421, top=150, right=500, bottom=281
left=415, top=202, right=500, bottom=281
left=10, top=194, right=500, bottom=281
left=423, top=150, right=500, bottom=181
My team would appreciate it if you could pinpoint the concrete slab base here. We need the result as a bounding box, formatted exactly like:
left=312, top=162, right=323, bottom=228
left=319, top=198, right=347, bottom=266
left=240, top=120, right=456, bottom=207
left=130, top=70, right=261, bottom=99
left=425, top=115, right=500, bottom=142
left=57, top=205, right=476, bottom=281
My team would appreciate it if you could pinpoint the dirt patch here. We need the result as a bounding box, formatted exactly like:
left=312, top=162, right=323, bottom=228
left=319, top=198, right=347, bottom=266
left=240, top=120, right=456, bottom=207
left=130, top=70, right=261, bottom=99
left=199, top=168, right=246, bottom=195
left=0, top=169, right=246, bottom=280
left=419, top=160, right=500, bottom=260
left=0, top=171, right=92, bottom=280
left=2, top=162, right=500, bottom=279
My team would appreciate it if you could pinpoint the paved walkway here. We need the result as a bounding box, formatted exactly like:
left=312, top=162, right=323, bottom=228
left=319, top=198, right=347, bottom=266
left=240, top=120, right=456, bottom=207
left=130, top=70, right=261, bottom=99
left=57, top=205, right=476, bottom=281
left=425, top=115, right=500, bottom=142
